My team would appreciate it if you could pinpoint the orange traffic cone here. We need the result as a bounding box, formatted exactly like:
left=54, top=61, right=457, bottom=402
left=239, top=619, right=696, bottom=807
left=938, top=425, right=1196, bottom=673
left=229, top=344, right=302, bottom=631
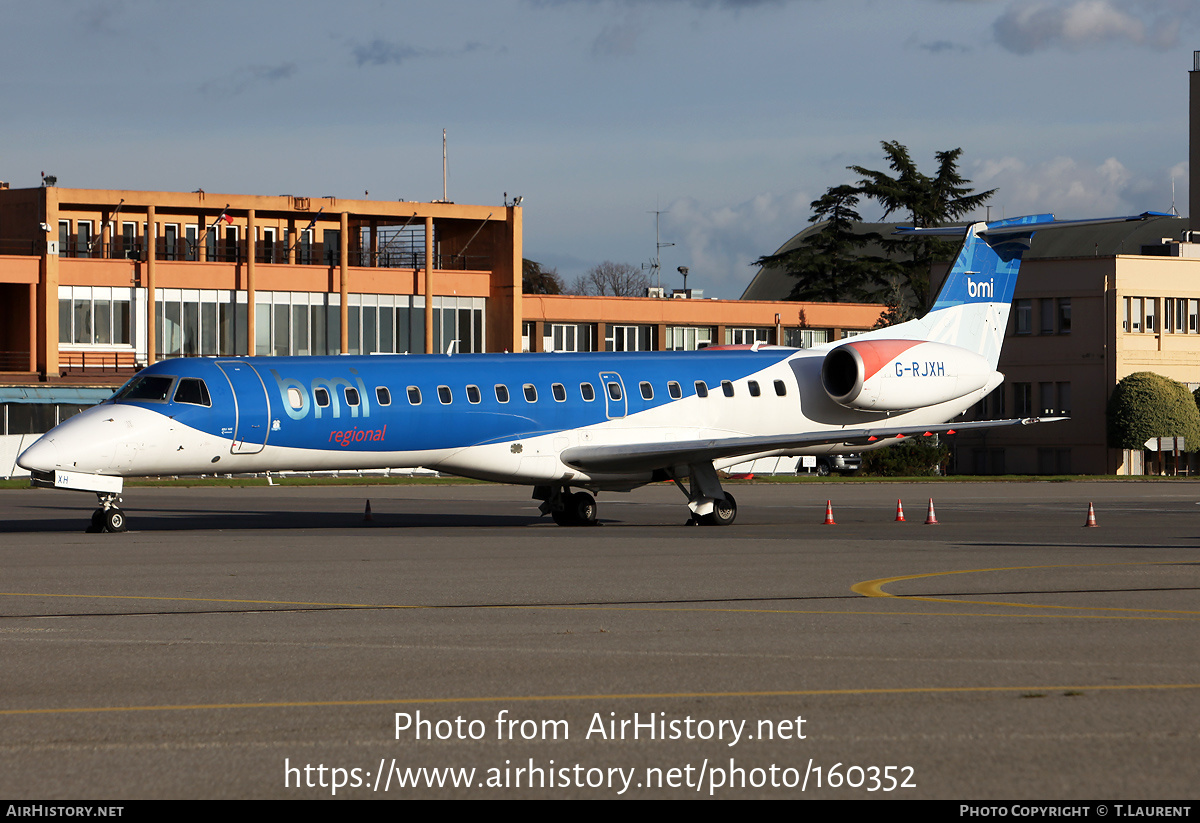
left=1083, top=502, right=1098, bottom=527
left=895, top=499, right=906, bottom=522
left=363, top=499, right=374, bottom=523
left=823, top=500, right=836, bottom=525
left=924, top=498, right=939, bottom=525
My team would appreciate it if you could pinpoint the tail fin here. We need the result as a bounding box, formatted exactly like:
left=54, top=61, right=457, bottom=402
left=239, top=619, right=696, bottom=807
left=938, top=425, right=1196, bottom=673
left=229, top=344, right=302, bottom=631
left=866, top=211, right=1171, bottom=367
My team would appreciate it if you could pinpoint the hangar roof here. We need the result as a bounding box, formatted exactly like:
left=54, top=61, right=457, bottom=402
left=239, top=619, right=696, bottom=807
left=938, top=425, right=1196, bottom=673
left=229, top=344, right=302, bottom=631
left=740, top=215, right=1189, bottom=302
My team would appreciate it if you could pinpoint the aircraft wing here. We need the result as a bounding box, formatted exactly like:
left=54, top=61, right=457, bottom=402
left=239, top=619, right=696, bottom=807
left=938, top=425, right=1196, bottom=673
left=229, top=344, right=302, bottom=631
left=559, top=417, right=1064, bottom=474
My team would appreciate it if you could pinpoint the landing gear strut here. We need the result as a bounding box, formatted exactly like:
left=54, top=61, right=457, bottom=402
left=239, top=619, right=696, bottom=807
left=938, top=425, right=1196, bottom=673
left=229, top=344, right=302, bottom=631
left=87, top=492, right=127, bottom=533
left=535, top=486, right=599, bottom=526
left=673, top=462, right=738, bottom=526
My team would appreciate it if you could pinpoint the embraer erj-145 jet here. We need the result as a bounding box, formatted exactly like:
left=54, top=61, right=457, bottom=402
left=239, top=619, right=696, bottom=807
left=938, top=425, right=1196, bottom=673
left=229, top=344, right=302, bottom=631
left=18, top=212, right=1166, bottom=532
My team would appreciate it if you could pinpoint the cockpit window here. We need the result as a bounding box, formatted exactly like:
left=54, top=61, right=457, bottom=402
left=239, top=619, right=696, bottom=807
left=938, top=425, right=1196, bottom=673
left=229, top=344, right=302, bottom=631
left=114, top=375, right=175, bottom=403
left=173, top=378, right=211, bottom=407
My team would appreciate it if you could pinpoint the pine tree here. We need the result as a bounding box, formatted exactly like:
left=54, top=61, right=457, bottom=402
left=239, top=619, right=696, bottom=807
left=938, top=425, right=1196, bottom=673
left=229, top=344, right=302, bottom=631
left=850, top=141, right=995, bottom=310
left=753, top=186, right=887, bottom=303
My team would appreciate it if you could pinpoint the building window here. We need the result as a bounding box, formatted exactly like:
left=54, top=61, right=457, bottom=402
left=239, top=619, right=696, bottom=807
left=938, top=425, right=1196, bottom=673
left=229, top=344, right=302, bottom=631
left=726, top=327, right=772, bottom=346
left=1040, top=299, right=1055, bottom=334
left=1145, top=297, right=1157, bottom=332
left=1015, top=299, right=1032, bottom=334
left=606, top=324, right=655, bottom=352
left=547, top=323, right=593, bottom=352
left=784, top=328, right=828, bottom=348
left=1124, top=297, right=1142, bottom=333
left=665, top=326, right=712, bottom=351
left=1039, top=382, right=1055, bottom=415
left=1013, top=382, right=1032, bottom=416
left=58, top=286, right=133, bottom=347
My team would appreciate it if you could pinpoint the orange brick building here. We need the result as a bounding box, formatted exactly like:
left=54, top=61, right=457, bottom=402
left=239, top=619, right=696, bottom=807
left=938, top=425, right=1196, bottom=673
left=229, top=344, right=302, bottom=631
left=0, top=183, right=882, bottom=436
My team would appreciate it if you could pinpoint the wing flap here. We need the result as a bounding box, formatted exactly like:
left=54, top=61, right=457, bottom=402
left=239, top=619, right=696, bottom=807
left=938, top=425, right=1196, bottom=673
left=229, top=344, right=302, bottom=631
left=559, top=417, right=1065, bottom=474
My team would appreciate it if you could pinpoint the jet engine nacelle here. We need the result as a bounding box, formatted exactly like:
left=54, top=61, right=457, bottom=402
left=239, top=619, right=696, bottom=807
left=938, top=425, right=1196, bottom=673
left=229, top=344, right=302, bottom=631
left=821, top=339, right=999, bottom=411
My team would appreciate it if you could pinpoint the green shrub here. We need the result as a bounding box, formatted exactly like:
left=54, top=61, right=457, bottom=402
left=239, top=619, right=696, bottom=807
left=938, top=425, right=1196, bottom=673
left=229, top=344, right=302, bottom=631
left=861, top=439, right=950, bottom=476
left=1107, top=372, right=1200, bottom=451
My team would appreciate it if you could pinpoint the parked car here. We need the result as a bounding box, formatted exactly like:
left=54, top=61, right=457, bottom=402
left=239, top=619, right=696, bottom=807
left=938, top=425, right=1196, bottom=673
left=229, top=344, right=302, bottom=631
left=814, top=453, right=861, bottom=476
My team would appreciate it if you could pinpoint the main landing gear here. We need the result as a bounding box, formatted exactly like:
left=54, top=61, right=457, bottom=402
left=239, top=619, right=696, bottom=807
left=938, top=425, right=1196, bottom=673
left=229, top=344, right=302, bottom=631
left=535, top=486, right=598, bottom=527
left=87, top=493, right=127, bottom=533
left=673, top=462, right=738, bottom=526
left=535, top=460, right=739, bottom=527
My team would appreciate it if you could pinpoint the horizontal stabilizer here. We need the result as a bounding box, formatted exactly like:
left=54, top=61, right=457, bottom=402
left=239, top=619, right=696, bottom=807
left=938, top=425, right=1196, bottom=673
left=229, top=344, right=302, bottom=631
left=894, top=211, right=1174, bottom=238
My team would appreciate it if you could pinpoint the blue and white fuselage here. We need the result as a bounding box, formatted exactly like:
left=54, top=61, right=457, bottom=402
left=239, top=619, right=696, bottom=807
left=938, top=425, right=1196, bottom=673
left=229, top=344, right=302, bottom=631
left=18, top=212, right=1167, bottom=530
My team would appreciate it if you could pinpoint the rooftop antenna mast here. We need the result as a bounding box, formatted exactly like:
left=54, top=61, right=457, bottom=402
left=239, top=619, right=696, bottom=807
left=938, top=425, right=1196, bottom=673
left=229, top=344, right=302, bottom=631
left=442, top=129, right=448, bottom=203
left=645, top=209, right=674, bottom=290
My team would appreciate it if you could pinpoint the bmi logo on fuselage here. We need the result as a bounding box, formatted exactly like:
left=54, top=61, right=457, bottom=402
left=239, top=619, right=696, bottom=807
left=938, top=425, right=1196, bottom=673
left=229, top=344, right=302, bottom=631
left=271, top=368, right=371, bottom=421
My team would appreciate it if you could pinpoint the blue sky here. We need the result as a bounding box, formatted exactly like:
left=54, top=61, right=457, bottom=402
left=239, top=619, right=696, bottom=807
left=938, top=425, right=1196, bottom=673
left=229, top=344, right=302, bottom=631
left=4, top=0, right=1197, bottom=297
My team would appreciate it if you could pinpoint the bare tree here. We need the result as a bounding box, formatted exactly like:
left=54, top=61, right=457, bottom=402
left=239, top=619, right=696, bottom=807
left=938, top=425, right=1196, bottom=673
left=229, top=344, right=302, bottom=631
left=571, top=261, right=650, bottom=296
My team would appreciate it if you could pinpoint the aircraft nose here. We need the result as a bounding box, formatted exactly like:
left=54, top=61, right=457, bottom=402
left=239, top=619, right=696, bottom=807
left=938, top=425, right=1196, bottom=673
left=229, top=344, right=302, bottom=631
left=16, top=436, right=60, bottom=473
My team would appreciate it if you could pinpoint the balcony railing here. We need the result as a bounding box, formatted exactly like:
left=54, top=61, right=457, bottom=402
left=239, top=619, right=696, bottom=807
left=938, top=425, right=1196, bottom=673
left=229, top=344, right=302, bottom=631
left=2, top=237, right=493, bottom=270
left=0, top=351, right=32, bottom=371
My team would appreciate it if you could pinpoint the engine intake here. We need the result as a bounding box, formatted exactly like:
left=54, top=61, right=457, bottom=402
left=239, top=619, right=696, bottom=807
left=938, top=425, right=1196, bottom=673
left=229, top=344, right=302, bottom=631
left=820, top=339, right=999, bottom=411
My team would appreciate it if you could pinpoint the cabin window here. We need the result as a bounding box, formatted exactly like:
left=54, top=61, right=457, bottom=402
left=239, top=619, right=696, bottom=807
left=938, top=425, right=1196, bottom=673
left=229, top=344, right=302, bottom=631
left=607, top=382, right=622, bottom=401
left=580, top=383, right=595, bottom=402
left=523, top=384, right=537, bottom=402
left=376, top=387, right=391, bottom=406
left=174, top=378, right=211, bottom=407
left=748, top=380, right=761, bottom=397
left=344, top=387, right=360, bottom=406
left=774, top=380, right=787, bottom=397
left=695, top=380, right=708, bottom=398
left=466, top=385, right=481, bottom=404
left=285, top=387, right=303, bottom=410
left=721, top=380, right=734, bottom=397
left=639, top=381, right=653, bottom=400
left=438, top=385, right=452, bottom=405
left=315, top=387, right=330, bottom=407
left=668, top=381, right=682, bottom=399
left=552, top=383, right=566, bottom=402
left=495, top=384, right=510, bottom=403
left=407, top=386, right=422, bottom=405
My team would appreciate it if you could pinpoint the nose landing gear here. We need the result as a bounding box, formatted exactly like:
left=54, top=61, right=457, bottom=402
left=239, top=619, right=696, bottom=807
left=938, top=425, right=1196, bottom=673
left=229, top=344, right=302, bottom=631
left=87, top=493, right=128, bottom=533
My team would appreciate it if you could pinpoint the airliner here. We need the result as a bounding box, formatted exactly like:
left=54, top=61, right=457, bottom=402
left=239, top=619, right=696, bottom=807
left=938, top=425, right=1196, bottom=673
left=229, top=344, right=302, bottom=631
left=18, top=212, right=1165, bottom=532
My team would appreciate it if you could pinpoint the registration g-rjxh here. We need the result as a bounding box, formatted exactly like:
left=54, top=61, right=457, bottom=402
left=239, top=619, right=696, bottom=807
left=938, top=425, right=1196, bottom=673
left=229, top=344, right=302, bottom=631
left=18, top=212, right=1163, bottom=532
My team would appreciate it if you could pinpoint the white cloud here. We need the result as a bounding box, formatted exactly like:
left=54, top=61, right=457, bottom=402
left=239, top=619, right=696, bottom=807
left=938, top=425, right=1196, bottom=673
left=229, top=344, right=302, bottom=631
left=662, top=190, right=814, bottom=297
left=972, top=154, right=1180, bottom=217
left=993, top=0, right=1197, bottom=54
